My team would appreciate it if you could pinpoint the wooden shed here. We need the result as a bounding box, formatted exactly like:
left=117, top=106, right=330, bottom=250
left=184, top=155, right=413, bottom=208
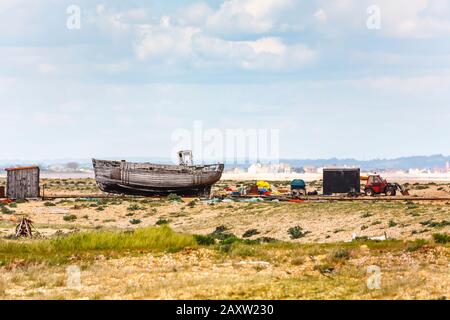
left=5, top=166, right=40, bottom=199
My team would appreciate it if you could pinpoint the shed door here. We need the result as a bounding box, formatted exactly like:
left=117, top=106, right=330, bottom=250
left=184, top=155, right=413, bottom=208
left=8, top=171, right=23, bottom=199
left=19, top=171, right=27, bottom=199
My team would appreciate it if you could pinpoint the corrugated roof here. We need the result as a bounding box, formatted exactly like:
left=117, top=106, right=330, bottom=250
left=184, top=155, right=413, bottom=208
left=5, top=166, right=40, bottom=172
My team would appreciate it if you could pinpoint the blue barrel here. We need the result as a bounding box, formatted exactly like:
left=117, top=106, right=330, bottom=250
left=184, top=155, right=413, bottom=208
left=291, top=179, right=306, bottom=189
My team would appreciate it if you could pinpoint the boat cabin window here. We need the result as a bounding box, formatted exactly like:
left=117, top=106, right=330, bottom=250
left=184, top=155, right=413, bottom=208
left=178, top=150, right=193, bottom=166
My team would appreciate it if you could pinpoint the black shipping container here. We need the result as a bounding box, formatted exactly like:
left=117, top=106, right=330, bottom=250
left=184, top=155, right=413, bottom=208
left=323, top=168, right=360, bottom=195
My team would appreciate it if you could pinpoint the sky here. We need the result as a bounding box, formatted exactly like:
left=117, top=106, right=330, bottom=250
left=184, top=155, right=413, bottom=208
left=1, top=0, right=450, bottom=162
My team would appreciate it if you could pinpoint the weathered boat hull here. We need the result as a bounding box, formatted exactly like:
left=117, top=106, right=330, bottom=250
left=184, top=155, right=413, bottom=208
left=92, top=159, right=224, bottom=197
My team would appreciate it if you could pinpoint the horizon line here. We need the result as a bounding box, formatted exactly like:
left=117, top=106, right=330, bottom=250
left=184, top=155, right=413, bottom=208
left=0, top=153, right=448, bottom=163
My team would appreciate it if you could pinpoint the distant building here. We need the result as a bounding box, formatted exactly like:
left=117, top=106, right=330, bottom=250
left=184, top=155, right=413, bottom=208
left=248, top=163, right=265, bottom=174
left=275, top=163, right=292, bottom=174
left=303, top=166, right=317, bottom=174
left=229, top=167, right=245, bottom=174
left=408, top=168, right=431, bottom=174
left=293, top=167, right=305, bottom=174
left=247, top=162, right=292, bottom=174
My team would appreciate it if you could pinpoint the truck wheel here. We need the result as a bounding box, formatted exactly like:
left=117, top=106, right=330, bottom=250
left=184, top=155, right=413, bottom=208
left=365, top=188, right=374, bottom=196
left=386, top=189, right=396, bottom=196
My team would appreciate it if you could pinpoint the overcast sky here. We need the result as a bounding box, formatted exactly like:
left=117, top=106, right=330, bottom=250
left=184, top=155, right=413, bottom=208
left=1, top=0, right=450, bottom=161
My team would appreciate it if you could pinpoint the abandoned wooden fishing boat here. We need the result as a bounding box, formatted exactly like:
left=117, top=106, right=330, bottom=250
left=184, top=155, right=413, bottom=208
left=92, top=151, right=224, bottom=197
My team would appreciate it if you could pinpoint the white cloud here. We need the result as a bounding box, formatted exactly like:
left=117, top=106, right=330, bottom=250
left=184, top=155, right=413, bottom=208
left=0, top=0, right=26, bottom=13
left=128, top=1, right=316, bottom=71
left=38, top=63, right=57, bottom=74
left=177, top=2, right=214, bottom=26
left=134, top=22, right=200, bottom=61
left=93, top=61, right=130, bottom=74
left=314, top=9, right=327, bottom=22
left=59, top=101, right=87, bottom=113
left=247, top=37, right=285, bottom=55
left=96, top=4, right=106, bottom=15
left=33, top=113, right=73, bottom=126
left=160, top=16, right=171, bottom=28
left=0, top=77, right=18, bottom=96
left=375, top=0, right=450, bottom=38
left=0, top=1, right=42, bottom=38
left=206, top=0, right=294, bottom=34
left=349, top=73, right=450, bottom=94
left=318, top=0, right=450, bottom=38
left=135, top=22, right=316, bottom=71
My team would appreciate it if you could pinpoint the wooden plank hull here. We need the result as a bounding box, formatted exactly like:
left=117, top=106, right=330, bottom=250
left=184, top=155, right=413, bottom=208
left=92, top=159, right=224, bottom=197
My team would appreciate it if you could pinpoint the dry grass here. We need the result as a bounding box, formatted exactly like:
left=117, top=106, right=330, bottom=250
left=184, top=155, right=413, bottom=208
left=0, top=237, right=448, bottom=300
left=0, top=178, right=449, bottom=300
left=3, top=196, right=449, bottom=243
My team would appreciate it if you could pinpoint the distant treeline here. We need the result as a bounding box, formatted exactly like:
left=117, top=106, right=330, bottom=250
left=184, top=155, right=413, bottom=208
left=1, top=154, right=449, bottom=172
left=278, top=154, right=450, bottom=171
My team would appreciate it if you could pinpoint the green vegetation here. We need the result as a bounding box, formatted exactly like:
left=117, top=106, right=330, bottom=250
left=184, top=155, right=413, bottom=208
left=407, top=239, right=428, bottom=252
left=388, top=220, right=398, bottom=228
left=0, top=219, right=447, bottom=267
left=127, top=204, right=141, bottom=211
left=433, top=233, right=450, bottom=244
left=155, top=218, right=170, bottom=226
left=314, top=262, right=334, bottom=274
left=288, top=226, right=310, bottom=239
left=242, top=229, right=260, bottom=238
left=63, top=214, right=77, bottom=222
left=210, top=225, right=237, bottom=242
left=129, top=219, right=142, bottom=225
left=187, top=200, right=197, bottom=208
left=43, top=202, right=56, bottom=207
left=0, top=226, right=196, bottom=266
left=167, top=193, right=182, bottom=202
left=413, top=184, right=429, bottom=190
left=0, top=205, right=14, bottom=215
left=421, top=220, right=450, bottom=228
left=194, top=234, right=216, bottom=246
left=328, top=248, right=351, bottom=263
